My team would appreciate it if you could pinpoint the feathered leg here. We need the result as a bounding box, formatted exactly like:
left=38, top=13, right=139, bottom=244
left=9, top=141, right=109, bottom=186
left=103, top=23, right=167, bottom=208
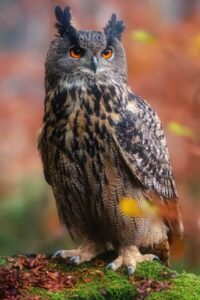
left=106, top=245, right=159, bottom=276
left=53, top=240, right=105, bottom=264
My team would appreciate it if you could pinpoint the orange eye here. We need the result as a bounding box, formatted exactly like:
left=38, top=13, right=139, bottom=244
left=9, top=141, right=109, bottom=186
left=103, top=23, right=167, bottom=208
left=102, top=47, right=113, bottom=59
left=70, top=46, right=84, bottom=59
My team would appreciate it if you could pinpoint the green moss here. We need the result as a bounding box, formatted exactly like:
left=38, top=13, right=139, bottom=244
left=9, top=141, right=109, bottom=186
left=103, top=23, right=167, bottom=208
left=104, top=270, right=136, bottom=298
left=29, top=261, right=200, bottom=300
left=30, top=265, right=136, bottom=300
left=2, top=255, right=200, bottom=300
left=68, top=270, right=136, bottom=300
left=147, top=272, right=200, bottom=300
left=135, top=261, right=176, bottom=280
left=30, top=288, right=66, bottom=300
left=0, top=257, right=7, bottom=266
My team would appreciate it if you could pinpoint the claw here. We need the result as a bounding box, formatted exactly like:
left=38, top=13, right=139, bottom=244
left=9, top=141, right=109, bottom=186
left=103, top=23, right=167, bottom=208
left=52, top=250, right=64, bottom=258
left=68, top=255, right=80, bottom=264
left=127, top=266, right=135, bottom=276
left=153, top=255, right=160, bottom=262
left=106, top=262, right=118, bottom=271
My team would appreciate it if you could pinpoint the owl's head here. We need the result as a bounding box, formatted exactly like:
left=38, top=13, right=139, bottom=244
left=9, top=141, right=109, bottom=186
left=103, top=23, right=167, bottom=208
left=46, top=6, right=127, bottom=87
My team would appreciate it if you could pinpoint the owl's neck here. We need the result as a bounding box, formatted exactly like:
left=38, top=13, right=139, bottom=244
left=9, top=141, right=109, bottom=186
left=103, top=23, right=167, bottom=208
left=45, top=68, right=127, bottom=91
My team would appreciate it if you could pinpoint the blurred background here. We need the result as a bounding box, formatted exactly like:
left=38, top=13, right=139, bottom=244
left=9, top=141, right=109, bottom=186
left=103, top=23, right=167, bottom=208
left=0, top=0, right=200, bottom=274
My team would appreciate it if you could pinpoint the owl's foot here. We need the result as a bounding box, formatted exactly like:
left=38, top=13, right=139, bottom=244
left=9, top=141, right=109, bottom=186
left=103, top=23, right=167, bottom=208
left=53, top=241, right=105, bottom=264
left=106, top=245, right=159, bottom=276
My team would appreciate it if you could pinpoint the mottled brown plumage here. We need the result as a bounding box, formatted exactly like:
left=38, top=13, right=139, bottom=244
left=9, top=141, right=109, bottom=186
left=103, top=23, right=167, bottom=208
left=38, top=6, right=183, bottom=274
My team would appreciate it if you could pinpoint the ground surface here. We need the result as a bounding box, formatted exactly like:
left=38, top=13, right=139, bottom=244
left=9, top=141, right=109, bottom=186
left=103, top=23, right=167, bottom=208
left=0, top=252, right=200, bottom=300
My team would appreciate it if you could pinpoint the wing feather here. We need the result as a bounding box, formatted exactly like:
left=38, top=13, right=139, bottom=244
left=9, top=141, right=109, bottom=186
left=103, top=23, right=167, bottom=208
left=112, top=92, right=178, bottom=201
left=37, top=126, right=52, bottom=185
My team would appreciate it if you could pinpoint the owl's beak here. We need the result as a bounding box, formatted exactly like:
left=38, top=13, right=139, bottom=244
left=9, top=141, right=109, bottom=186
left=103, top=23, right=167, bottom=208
left=91, top=56, right=98, bottom=73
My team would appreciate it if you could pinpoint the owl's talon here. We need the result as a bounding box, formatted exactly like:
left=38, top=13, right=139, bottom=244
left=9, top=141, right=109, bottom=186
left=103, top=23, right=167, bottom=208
left=68, top=255, right=80, bottom=264
left=50, top=242, right=105, bottom=265
left=153, top=255, right=160, bottom=262
left=105, top=245, right=163, bottom=274
left=52, top=250, right=64, bottom=259
left=106, top=262, right=118, bottom=271
left=127, top=266, right=135, bottom=276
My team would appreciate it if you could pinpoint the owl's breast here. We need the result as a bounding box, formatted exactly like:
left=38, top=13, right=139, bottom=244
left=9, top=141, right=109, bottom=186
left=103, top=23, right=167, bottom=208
left=64, top=107, right=110, bottom=159
left=47, top=82, right=125, bottom=167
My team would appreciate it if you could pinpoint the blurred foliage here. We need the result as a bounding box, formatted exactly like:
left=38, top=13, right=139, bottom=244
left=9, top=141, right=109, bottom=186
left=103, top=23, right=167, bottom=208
left=0, top=176, right=70, bottom=255
left=0, top=0, right=200, bottom=275
left=167, top=122, right=195, bottom=139
left=119, top=197, right=158, bottom=218
left=131, top=30, right=156, bottom=44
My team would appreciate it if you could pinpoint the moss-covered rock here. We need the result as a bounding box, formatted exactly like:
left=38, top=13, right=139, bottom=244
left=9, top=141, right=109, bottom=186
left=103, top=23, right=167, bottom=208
left=0, top=254, right=200, bottom=299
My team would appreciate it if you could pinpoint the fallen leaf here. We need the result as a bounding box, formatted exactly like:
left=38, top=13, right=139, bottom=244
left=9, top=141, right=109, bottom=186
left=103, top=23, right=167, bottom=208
left=95, top=270, right=104, bottom=277
left=83, top=277, right=92, bottom=283
left=46, top=271, right=60, bottom=280
left=0, top=255, right=77, bottom=297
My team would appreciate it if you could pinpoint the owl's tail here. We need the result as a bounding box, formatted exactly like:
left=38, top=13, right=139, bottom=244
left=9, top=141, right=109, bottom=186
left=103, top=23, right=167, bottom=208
left=163, top=201, right=184, bottom=243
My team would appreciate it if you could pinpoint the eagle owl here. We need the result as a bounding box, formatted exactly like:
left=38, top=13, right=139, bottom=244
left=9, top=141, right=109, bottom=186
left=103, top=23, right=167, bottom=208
left=38, top=6, right=183, bottom=274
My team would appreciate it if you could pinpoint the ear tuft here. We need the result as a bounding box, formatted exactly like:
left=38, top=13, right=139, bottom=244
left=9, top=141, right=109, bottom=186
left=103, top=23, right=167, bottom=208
left=54, top=5, right=78, bottom=43
left=104, top=14, right=125, bottom=42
